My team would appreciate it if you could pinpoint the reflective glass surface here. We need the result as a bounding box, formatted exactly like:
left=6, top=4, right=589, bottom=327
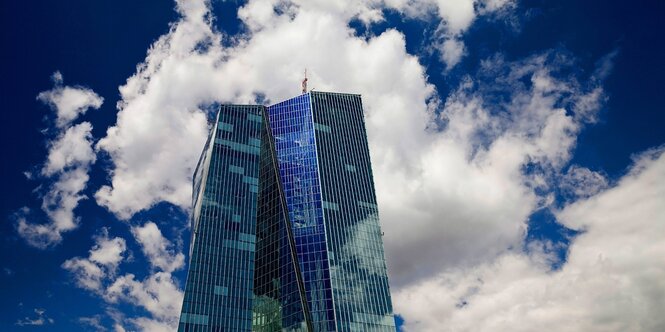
left=180, top=92, right=395, bottom=332
left=311, top=92, right=395, bottom=331
left=253, top=110, right=309, bottom=331
left=267, top=95, right=336, bottom=331
left=179, top=105, right=264, bottom=332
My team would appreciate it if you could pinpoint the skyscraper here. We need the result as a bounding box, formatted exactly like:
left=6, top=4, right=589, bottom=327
left=179, top=92, right=395, bottom=332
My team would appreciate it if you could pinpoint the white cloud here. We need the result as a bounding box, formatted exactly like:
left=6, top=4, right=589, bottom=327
left=106, top=272, right=183, bottom=329
left=104, top=308, right=128, bottom=332
left=89, top=3, right=433, bottom=328
left=89, top=0, right=513, bottom=223
left=37, top=71, right=103, bottom=128
left=94, top=1, right=212, bottom=219
left=90, top=0, right=517, bottom=221
left=16, top=73, right=100, bottom=249
left=79, top=315, right=107, bottom=332
left=94, top=0, right=433, bottom=219
left=385, top=0, right=516, bottom=68
left=101, top=222, right=185, bottom=330
left=15, top=308, right=54, bottom=326
left=63, top=228, right=183, bottom=331
left=84, top=1, right=653, bottom=331
left=286, top=0, right=386, bottom=24
left=62, top=229, right=127, bottom=292
left=42, top=122, right=97, bottom=176
left=128, top=316, right=177, bottom=332
left=246, top=0, right=516, bottom=69
left=63, top=257, right=105, bottom=292
left=394, top=147, right=665, bottom=332
left=439, top=37, right=466, bottom=69
left=560, top=165, right=608, bottom=200
left=98, top=272, right=183, bottom=331
left=379, top=53, right=606, bottom=287
left=88, top=233, right=127, bottom=268
left=131, top=222, right=185, bottom=273
left=17, top=123, right=95, bottom=248
left=434, top=0, right=477, bottom=34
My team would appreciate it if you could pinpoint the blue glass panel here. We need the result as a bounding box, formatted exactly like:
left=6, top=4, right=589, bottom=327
left=180, top=93, right=395, bottom=332
left=178, top=105, right=263, bottom=331
left=311, top=92, right=395, bottom=331
left=267, top=94, right=336, bottom=331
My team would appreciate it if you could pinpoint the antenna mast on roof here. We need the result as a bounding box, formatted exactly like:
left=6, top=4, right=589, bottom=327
left=301, top=69, right=308, bottom=94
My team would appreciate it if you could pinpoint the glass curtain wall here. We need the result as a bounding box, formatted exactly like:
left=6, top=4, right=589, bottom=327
left=267, top=95, right=337, bottom=331
left=179, top=105, right=264, bottom=332
left=310, top=92, right=396, bottom=331
left=180, top=92, right=396, bottom=332
left=253, top=109, right=311, bottom=331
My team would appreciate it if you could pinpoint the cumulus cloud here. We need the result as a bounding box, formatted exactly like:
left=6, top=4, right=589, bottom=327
left=88, top=2, right=434, bottom=328
left=42, top=122, right=97, bottom=176
left=106, top=272, right=183, bottom=330
left=100, top=274, right=182, bottom=332
left=250, top=0, right=516, bottom=69
left=127, top=317, right=175, bottom=332
left=83, top=1, right=642, bottom=331
left=439, top=37, right=466, bottom=68
left=90, top=0, right=518, bottom=221
left=79, top=315, right=107, bottom=332
left=15, top=308, right=54, bottom=326
left=94, top=0, right=433, bottom=219
left=63, top=224, right=183, bottom=331
left=94, top=1, right=212, bottom=219
left=560, top=165, right=608, bottom=200
left=131, top=222, right=185, bottom=273
left=105, top=222, right=184, bottom=330
left=394, top=147, right=665, bottom=332
left=16, top=73, right=101, bottom=249
left=479, top=0, right=516, bottom=13
left=382, top=0, right=516, bottom=68
left=37, top=71, right=103, bottom=128
left=380, top=52, right=608, bottom=287
left=62, top=229, right=127, bottom=292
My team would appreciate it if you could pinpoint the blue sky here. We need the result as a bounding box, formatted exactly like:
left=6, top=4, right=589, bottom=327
left=2, top=0, right=664, bottom=331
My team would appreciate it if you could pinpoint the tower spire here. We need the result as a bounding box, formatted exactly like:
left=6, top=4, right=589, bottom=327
left=301, top=69, right=308, bottom=94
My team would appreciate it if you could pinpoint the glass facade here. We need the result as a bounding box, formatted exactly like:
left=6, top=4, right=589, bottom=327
left=180, top=105, right=264, bottom=331
left=180, top=92, right=395, bottom=332
left=266, top=94, right=336, bottom=331
left=309, top=92, right=395, bottom=331
left=253, top=108, right=310, bottom=332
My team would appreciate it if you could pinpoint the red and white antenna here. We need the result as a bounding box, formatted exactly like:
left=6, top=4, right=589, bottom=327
left=301, top=69, right=308, bottom=94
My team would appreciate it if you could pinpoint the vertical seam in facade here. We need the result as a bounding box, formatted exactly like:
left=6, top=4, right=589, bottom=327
left=262, top=106, right=315, bottom=332
left=308, top=92, right=339, bottom=331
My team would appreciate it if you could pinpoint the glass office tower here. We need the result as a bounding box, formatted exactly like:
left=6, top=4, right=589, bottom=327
left=179, top=92, right=395, bottom=332
left=180, top=105, right=264, bottom=331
